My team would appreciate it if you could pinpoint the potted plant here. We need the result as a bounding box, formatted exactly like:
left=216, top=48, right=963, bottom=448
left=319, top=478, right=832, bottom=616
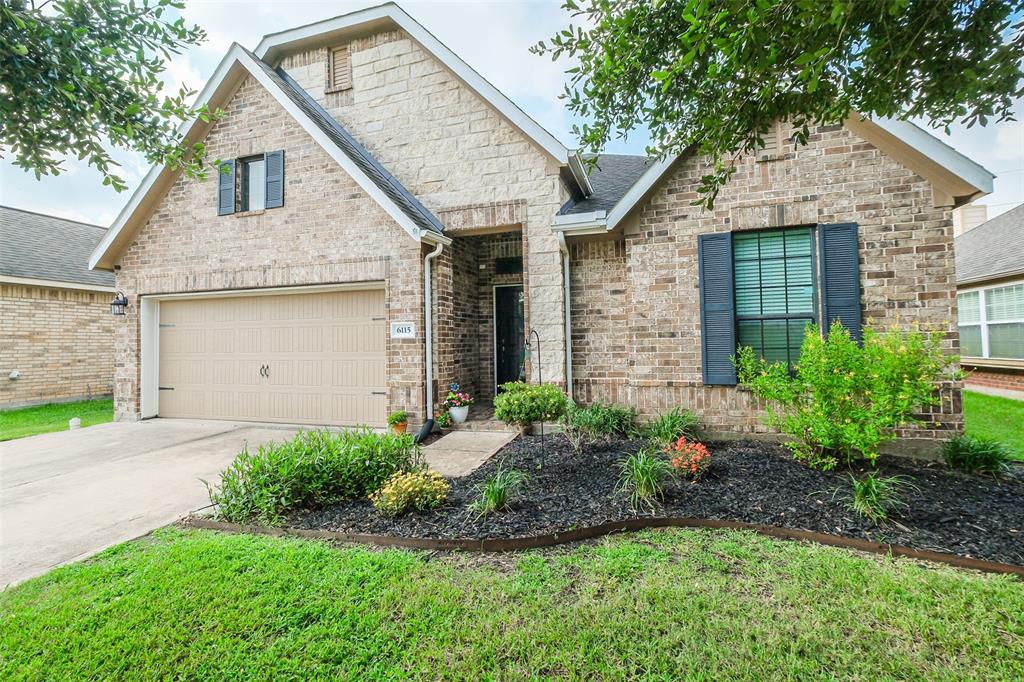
left=434, top=409, right=453, bottom=431
left=387, top=410, right=409, bottom=434
left=443, top=383, right=474, bottom=424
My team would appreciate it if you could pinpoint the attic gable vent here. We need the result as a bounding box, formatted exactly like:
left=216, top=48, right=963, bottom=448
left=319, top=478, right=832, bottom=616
left=758, top=121, right=783, bottom=160
left=327, top=46, right=352, bottom=92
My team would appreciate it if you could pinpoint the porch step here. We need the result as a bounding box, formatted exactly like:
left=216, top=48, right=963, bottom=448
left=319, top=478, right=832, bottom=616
left=454, top=418, right=518, bottom=433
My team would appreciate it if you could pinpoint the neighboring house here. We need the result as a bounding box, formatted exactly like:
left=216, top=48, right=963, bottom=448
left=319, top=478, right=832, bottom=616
left=955, top=203, right=1024, bottom=394
left=1, top=206, right=115, bottom=409
left=89, top=3, right=992, bottom=450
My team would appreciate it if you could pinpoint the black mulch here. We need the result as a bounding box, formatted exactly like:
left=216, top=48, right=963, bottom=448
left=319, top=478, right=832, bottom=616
left=288, top=435, right=1024, bottom=566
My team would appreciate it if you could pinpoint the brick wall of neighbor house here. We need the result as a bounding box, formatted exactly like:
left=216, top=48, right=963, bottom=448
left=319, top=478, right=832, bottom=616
left=280, top=32, right=567, bottom=392
left=571, top=122, right=962, bottom=446
left=965, top=367, right=1024, bottom=393
left=112, top=75, right=427, bottom=423
left=0, top=284, right=114, bottom=408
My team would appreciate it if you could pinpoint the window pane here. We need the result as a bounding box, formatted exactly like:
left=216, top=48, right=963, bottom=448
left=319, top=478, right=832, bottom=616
left=958, top=291, right=980, bottom=324
left=959, top=324, right=982, bottom=357
left=988, top=323, right=1024, bottom=359
left=738, top=319, right=763, bottom=356
left=986, top=284, right=1024, bottom=322
left=246, top=159, right=266, bottom=211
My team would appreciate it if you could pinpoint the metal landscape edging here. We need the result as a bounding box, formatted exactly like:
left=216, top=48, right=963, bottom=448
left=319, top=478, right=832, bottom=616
left=181, top=516, right=1024, bottom=577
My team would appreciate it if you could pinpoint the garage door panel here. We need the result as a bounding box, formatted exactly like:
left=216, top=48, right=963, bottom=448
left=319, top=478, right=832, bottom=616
left=158, top=289, right=387, bottom=426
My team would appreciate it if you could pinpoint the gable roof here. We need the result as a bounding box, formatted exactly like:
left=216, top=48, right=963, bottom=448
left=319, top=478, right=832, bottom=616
left=956, top=203, right=1024, bottom=285
left=559, top=155, right=655, bottom=215
left=555, top=118, right=994, bottom=234
left=1, top=206, right=114, bottom=289
left=254, top=2, right=592, bottom=197
left=90, top=43, right=449, bottom=270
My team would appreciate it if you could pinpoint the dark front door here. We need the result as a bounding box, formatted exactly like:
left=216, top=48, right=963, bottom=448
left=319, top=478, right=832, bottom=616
left=494, top=285, right=525, bottom=392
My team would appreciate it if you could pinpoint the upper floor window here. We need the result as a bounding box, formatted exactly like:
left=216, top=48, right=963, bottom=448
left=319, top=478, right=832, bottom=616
left=217, top=151, right=284, bottom=216
left=958, top=282, right=1024, bottom=359
left=733, top=227, right=817, bottom=367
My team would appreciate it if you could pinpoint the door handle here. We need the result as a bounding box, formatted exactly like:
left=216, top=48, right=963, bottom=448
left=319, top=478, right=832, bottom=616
left=259, top=364, right=267, bottom=378
left=265, top=364, right=269, bottom=378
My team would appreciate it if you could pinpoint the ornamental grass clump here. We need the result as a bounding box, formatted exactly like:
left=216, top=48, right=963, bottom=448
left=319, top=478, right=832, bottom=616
left=836, top=472, right=918, bottom=524
left=561, top=401, right=639, bottom=454
left=736, top=322, right=955, bottom=470
left=643, top=407, right=701, bottom=449
left=207, top=428, right=422, bottom=525
left=469, top=468, right=529, bottom=517
left=617, top=446, right=675, bottom=512
left=668, top=437, right=712, bottom=480
left=942, top=435, right=1012, bottom=477
left=370, top=471, right=450, bottom=518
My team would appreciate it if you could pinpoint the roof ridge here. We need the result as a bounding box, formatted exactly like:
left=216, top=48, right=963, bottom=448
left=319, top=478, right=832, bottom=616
left=0, top=205, right=107, bottom=230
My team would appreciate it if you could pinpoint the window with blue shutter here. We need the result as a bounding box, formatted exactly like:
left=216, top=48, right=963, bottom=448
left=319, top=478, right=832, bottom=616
left=733, top=227, right=817, bottom=367
left=698, top=232, right=738, bottom=385
left=217, top=160, right=235, bottom=215
left=818, top=222, right=862, bottom=342
left=264, top=150, right=284, bottom=208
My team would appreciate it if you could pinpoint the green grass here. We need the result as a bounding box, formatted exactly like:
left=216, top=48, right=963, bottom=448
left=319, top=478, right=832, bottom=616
left=964, top=390, right=1024, bottom=461
left=0, top=398, right=113, bottom=442
left=2, top=528, right=1021, bottom=680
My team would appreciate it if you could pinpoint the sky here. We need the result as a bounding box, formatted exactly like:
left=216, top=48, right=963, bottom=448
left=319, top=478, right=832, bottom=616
left=1, top=0, right=1022, bottom=228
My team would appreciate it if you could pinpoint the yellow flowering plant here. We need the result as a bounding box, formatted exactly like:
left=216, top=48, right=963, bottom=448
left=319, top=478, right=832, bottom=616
left=369, top=471, right=450, bottom=518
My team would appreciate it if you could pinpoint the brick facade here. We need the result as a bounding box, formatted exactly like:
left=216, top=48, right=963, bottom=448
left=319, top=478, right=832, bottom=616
left=0, top=284, right=114, bottom=408
left=570, top=122, right=962, bottom=448
left=965, top=366, right=1024, bottom=393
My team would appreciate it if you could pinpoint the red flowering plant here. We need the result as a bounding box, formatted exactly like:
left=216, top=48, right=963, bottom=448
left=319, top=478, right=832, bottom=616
left=668, top=437, right=712, bottom=480
left=443, top=382, right=474, bottom=408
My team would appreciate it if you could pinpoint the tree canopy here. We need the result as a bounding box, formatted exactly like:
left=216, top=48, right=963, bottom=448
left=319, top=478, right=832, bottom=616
left=535, top=0, right=1024, bottom=207
left=0, top=0, right=218, bottom=192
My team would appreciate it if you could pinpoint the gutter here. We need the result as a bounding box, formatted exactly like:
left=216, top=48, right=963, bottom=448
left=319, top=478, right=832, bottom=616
left=423, top=239, right=445, bottom=423
left=556, top=231, right=573, bottom=400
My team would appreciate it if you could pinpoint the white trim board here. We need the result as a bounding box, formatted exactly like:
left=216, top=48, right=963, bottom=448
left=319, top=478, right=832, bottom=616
left=90, top=43, right=446, bottom=271
left=0, top=275, right=114, bottom=293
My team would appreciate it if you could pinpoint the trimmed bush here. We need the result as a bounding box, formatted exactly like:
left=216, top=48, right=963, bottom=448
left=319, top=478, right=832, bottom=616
left=370, top=471, right=450, bottom=518
left=207, top=429, right=422, bottom=525
left=942, top=435, right=1012, bottom=477
left=643, top=407, right=700, bottom=448
left=736, top=322, right=956, bottom=470
left=494, top=382, right=568, bottom=430
left=562, top=402, right=638, bottom=453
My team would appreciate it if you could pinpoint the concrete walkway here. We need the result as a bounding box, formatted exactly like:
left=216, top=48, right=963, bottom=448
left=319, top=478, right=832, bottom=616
left=1, top=419, right=299, bottom=588
left=422, top=430, right=517, bottom=477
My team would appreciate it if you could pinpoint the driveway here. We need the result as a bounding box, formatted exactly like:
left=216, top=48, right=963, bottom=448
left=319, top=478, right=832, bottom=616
left=1, top=419, right=299, bottom=588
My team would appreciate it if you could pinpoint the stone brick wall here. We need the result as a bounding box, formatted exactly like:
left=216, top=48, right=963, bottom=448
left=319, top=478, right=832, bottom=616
left=113, top=74, right=427, bottom=423
left=570, top=122, right=962, bottom=447
left=281, top=32, right=567, bottom=388
left=0, top=284, right=114, bottom=408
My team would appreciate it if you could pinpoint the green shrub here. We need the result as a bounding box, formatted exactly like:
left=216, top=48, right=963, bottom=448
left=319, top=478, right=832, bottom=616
left=736, top=321, right=955, bottom=470
left=469, top=468, right=529, bottom=517
left=207, top=429, right=422, bottom=525
left=942, top=435, right=1012, bottom=477
left=493, top=382, right=568, bottom=429
left=561, top=401, right=639, bottom=453
left=387, top=410, right=408, bottom=427
left=617, top=446, right=675, bottom=512
left=643, top=407, right=701, bottom=448
left=370, top=470, right=450, bottom=517
left=836, top=472, right=917, bottom=523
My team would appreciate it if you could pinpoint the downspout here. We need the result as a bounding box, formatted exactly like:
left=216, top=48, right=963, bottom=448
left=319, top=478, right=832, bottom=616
left=556, top=231, right=573, bottom=400
left=423, top=240, right=444, bottom=423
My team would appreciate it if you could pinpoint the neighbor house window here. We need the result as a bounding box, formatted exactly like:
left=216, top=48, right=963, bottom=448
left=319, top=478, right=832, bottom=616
left=733, top=227, right=817, bottom=367
left=240, top=156, right=266, bottom=212
left=958, top=282, right=1024, bottom=359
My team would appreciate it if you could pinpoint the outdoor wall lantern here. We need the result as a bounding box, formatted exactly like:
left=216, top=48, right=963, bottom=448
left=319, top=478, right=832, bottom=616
left=109, top=291, right=129, bottom=316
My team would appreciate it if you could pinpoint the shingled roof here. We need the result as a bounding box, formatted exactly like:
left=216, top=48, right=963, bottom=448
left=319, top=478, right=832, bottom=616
left=955, top=203, right=1024, bottom=285
left=559, top=154, right=654, bottom=215
left=0, top=206, right=114, bottom=288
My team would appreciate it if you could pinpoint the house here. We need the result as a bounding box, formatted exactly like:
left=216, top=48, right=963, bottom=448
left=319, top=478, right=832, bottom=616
left=1, top=206, right=115, bottom=409
left=955, top=202, right=1024, bottom=395
left=89, top=3, right=993, bottom=449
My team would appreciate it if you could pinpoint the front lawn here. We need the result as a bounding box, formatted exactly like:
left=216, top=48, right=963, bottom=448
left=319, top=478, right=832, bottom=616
left=1, top=528, right=1020, bottom=680
left=0, top=398, right=113, bottom=442
left=964, top=390, right=1024, bottom=461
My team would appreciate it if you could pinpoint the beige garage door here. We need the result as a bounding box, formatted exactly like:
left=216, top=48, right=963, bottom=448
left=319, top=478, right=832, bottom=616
left=158, top=288, right=387, bottom=426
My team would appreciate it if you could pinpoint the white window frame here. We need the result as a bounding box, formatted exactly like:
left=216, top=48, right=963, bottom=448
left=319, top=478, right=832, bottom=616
left=958, top=278, right=1024, bottom=360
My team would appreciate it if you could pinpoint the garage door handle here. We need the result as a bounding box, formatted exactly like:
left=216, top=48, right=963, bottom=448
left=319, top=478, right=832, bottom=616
left=370, top=391, right=386, bottom=395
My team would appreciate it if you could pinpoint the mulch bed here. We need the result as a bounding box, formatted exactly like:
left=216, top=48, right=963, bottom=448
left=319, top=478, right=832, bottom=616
left=289, top=435, right=1024, bottom=566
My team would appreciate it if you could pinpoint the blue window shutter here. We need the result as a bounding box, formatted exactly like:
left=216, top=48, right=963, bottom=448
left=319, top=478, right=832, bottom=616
left=217, top=160, right=235, bottom=216
left=818, top=222, right=862, bottom=341
left=699, top=232, right=738, bottom=385
left=264, top=150, right=284, bottom=208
